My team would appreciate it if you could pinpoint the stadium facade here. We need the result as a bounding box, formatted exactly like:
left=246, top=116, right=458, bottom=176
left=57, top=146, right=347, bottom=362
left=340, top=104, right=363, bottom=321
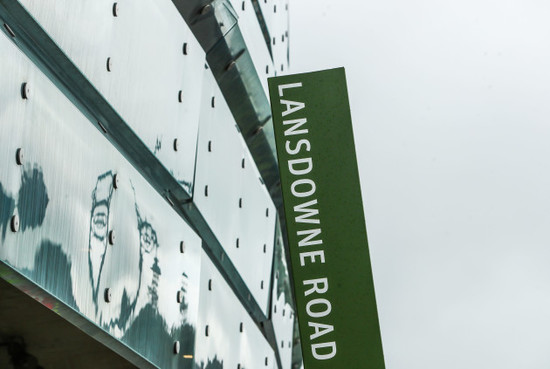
left=0, top=0, right=299, bottom=368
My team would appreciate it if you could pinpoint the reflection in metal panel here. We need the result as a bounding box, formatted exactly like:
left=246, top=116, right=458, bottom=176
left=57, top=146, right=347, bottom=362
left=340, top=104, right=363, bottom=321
left=269, top=219, right=295, bottom=369
left=19, top=0, right=205, bottom=193
left=195, top=70, right=276, bottom=315
left=0, top=31, right=202, bottom=369
left=195, top=249, right=276, bottom=369
left=231, top=0, right=276, bottom=96
left=0, top=0, right=298, bottom=367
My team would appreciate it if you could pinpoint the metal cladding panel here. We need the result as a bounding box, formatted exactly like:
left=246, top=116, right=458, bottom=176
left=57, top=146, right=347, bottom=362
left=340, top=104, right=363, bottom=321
left=271, top=0, right=289, bottom=75
left=194, top=70, right=276, bottom=315
left=18, top=0, right=205, bottom=194
left=271, top=278, right=295, bottom=369
left=0, top=31, right=202, bottom=369
left=271, top=224, right=295, bottom=369
left=230, top=0, right=275, bottom=96
left=195, top=249, right=276, bottom=369
left=257, top=0, right=289, bottom=74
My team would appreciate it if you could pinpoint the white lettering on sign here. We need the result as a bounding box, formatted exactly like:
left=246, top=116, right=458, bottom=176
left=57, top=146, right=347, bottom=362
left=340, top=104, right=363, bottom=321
left=278, top=82, right=337, bottom=361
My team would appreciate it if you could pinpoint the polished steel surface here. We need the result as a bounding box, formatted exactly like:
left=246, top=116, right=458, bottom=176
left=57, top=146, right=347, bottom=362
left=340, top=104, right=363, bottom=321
left=0, top=31, right=202, bottom=369
left=195, top=249, right=276, bottom=369
left=231, top=0, right=275, bottom=96
left=0, top=0, right=298, bottom=367
left=19, top=0, right=205, bottom=194
left=256, top=0, right=288, bottom=75
left=270, top=224, right=295, bottom=369
left=171, top=0, right=284, bottom=211
left=195, top=70, right=276, bottom=315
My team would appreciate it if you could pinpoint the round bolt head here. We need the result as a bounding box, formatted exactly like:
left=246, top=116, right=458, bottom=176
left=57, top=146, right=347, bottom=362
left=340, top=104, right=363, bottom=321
left=112, top=3, right=119, bottom=17
left=179, top=241, right=185, bottom=254
left=200, top=4, right=212, bottom=15
left=21, top=82, right=30, bottom=99
left=113, top=173, right=120, bottom=189
left=225, top=60, right=236, bottom=71
left=106, top=57, right=112, bottom=72
left=177, top=290, right=184, bottom=303
left=173, top=138, right=179, bottom=152
left=178, top=90, right=183, bottom=103
left=108, top=230, right=115, bottom=245
left=4, top=23, right=15, bottom=38
left=173, top=341, right=180, bottom=354
left=104, top=288, right=112, bottom=302
left=15, top=148, right=23, bottom=165
left=10, top=214, right=19, bottom=233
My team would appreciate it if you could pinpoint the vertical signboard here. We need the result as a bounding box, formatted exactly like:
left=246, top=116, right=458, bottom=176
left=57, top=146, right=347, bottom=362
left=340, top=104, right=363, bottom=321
left=268, top=68, right=385, bottom=369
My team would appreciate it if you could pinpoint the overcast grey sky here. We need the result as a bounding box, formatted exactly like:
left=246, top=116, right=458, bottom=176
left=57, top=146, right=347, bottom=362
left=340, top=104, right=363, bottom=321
left=289, top=1, right=550, bottom=368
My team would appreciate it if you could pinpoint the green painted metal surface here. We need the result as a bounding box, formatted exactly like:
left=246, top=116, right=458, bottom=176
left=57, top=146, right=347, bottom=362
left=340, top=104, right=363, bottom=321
left=269, top=68, right=386, bottom=369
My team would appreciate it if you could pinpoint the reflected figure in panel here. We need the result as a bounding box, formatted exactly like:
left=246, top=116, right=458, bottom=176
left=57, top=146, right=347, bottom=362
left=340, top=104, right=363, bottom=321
left=88, top=171, right=114, bottom=310
left=133, top=195, right=161, bottom=312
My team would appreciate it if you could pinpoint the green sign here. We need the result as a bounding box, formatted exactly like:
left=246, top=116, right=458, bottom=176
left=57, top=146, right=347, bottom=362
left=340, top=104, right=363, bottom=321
left=268, top=68, right=385, bottom=369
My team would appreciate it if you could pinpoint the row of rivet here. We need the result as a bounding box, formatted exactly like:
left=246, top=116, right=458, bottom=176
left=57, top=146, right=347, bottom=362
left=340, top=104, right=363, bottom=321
left=107, top=3, right=189, bottom=154
left=273, top=304, right=294, bottom=320
left=9, top=83, right=29, bottom=232
left=280, top=340, right=292, bottom=348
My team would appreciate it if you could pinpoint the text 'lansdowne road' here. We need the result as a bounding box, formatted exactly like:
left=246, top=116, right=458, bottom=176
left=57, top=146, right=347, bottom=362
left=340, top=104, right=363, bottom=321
left=276, top=82, right=337, bottom=361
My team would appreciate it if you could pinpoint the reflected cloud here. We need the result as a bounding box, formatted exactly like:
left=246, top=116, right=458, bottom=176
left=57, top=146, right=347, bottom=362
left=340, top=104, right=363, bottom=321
left=18, top=166, right=49, bottom=232
left=0, top=182, right=15, bottom=241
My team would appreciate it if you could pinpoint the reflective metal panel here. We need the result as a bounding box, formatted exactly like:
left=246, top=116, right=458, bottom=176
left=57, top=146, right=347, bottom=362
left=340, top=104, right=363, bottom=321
left=256, top=0, right=288, bottom=75
left=195, top=249, right=276, bottom=369
left=271, top=276, right=295, bottom=369
left=271, top=221, right=295, bottom=369
left=19, top=0, right=205, bottom=193
left=0, top=31, right=201, bottom=369
left=194, top=70, right=276, bottom=315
